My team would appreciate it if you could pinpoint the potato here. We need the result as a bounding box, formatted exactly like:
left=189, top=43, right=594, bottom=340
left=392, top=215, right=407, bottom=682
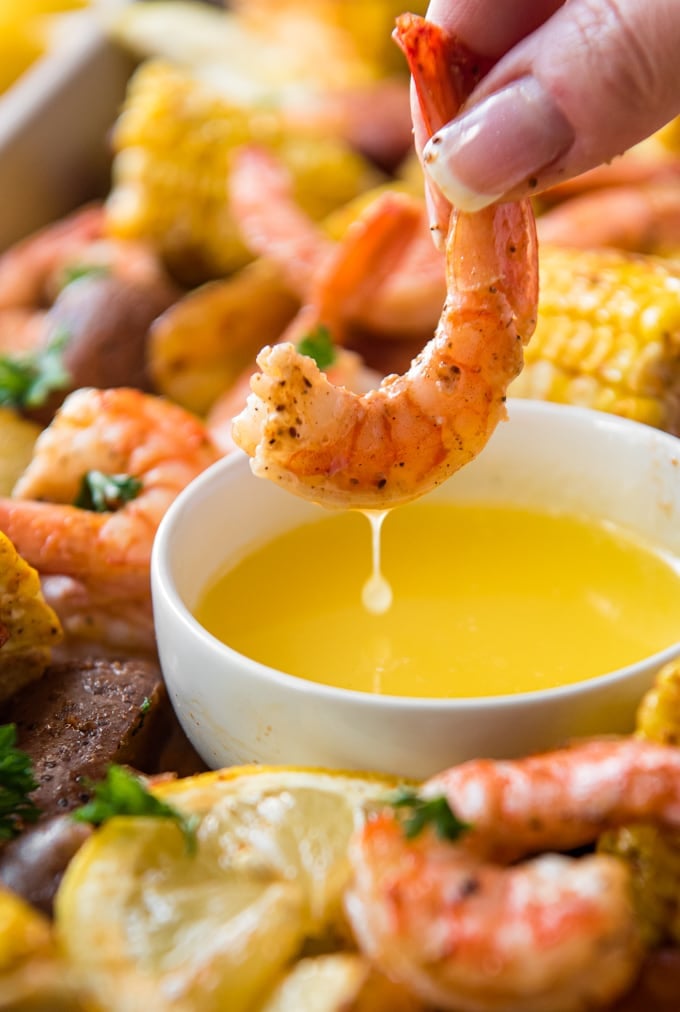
left=22, top=273, right=178, bottom=425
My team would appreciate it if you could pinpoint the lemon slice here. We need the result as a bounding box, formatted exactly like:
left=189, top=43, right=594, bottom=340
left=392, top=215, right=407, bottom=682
left=56, top=766, right=403, bottom=1012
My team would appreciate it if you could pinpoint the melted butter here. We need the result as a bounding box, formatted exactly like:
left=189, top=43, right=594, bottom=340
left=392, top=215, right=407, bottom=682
left=360, top=510, right=393, bottom=616
left=195, top=502, right=680, bottom=698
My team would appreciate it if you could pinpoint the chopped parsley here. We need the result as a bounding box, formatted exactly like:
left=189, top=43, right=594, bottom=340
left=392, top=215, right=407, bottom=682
left=297, top=324, right=336, bottom=370
left=60, top=263, right=110, bottom=289
left=0, top=724, right=41, bottom=841
left=74, top=471, right=143, bottom=513
left=387, top=786, right=470, bottom=842
left=72, top=765, right=199, bottom=854
left=0, top=328, right=71, bottom=410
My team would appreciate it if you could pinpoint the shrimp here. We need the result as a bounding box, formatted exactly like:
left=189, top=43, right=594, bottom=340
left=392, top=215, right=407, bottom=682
left=346, top=737, right=680, bottom=1012
left=0, top=205, right=168, bottom=311
left=537, top=184, right=680, bottom=256
left=209, top=185, right=418, bottom=454
left=232, top=14, right=538, bottom=510
left=347, top=811, right=639, bottom=1012
left=230, top=145, right=446, bottom=340
left=0, top=387, right=219, bottom=650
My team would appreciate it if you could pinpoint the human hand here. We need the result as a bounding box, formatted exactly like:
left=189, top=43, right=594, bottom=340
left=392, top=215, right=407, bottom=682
left=414, top=0, right=680, bottom=212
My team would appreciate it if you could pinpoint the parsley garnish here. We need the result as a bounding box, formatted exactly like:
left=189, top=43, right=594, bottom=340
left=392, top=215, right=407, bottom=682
left=0, top=724, right=41, bottom=841
left=72, top=765, right=199, bottom=854
left=74, top=471, right=143, bottom=512
left=297, top=324, right=336, bottom=370
left=60, top=263, right=109, bottom=288
left=387, top=786, right=470, bottom=841
left=0, top=328, right=71, bottom=410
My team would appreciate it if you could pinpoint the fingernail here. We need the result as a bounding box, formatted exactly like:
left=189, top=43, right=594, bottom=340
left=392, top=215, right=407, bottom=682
left=423, top=76, right=575, bottom=211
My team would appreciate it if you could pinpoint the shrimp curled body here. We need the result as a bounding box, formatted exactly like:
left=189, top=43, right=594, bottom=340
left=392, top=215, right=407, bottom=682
left=232, top=14, right=538, bottom=510
left=233, top=201, right=537, bottom=509
left=346, top=738, right=680, bottom=1012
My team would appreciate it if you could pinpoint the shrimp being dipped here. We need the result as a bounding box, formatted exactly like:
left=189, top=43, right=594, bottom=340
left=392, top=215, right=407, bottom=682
left=347, top=738, right=680, bottom=1012
left=232, top=15, right=537, bottom=510
left=0, top=387, right=219, bottom=650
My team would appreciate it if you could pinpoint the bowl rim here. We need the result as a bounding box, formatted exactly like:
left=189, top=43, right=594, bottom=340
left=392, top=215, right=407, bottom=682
left=152, top=400, right=680, bottom=711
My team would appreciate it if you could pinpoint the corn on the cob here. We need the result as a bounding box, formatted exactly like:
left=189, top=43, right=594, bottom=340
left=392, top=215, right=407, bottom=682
left=510, top=245, right=680, bottom=433
left=105, top=61, right=379, bottom=285
left=599, top=660, right=680, bottom=949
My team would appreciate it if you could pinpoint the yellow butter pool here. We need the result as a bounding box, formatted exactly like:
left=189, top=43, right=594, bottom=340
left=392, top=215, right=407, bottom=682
left=195, top=502, right=680, bottom=698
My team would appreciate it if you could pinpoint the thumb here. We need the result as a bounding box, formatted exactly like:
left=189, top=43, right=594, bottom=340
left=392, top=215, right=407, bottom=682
left=422, top=0, right=680, bottom=211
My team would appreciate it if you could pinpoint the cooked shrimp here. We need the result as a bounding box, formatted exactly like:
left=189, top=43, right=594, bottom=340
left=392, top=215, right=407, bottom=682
left=347, top=737, right=680, bottom=1012
left=0, top=387, right=219, bottom=649
left=426, top=737, right=680, bottom=864
left=208, top=346, right=380, bottom=455
left=209, top=186, right=417, bottom=454
left=0, top=205, right=167, bottom=311
left=232, top=15, right=538, bottom=510
left=347, top=811, right=639, bottom=1012
left=230, top=145, right=445, bottom=339
left=537, top=184, right=680, bottom=256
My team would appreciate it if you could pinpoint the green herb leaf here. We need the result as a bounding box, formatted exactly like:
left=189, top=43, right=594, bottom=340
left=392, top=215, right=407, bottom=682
left=0, top=328, right=71, bottom=410
left=60, top=263, right=110, bottom=289
left=74, top=471, right=143, bottom=513
left=297, top=324, right=336, bottom=370
left=72, top=765, right=199, bottom=854
left=387, top=786, right=470, bottom=842
left=0, top=724, right=41, bottom=841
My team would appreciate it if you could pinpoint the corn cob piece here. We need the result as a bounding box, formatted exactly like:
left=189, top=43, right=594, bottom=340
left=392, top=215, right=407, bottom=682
left=599, top=660, right=680, bottom=948
left=106, top=61, right=379, bottom=285
left=510, top=245, right=680, bottom=433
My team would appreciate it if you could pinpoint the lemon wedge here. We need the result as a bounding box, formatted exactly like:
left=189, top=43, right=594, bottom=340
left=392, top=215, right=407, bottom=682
left=56, top=766, right=404, bottom=1012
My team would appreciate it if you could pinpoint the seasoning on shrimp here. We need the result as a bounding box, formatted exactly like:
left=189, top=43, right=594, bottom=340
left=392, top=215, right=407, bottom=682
left=347, top=737, right=680, bottom=1012
left=232, top=14, right=538, bottom=510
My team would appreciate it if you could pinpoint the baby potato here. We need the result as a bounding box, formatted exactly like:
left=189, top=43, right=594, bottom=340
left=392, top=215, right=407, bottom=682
left=48, top=273, right=177, bottom=391
left=22, top=272, right=179, bottom=426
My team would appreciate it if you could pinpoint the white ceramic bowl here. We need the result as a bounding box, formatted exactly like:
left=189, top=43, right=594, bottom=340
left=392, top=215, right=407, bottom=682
left=152, top=401, right=680, bottom=779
